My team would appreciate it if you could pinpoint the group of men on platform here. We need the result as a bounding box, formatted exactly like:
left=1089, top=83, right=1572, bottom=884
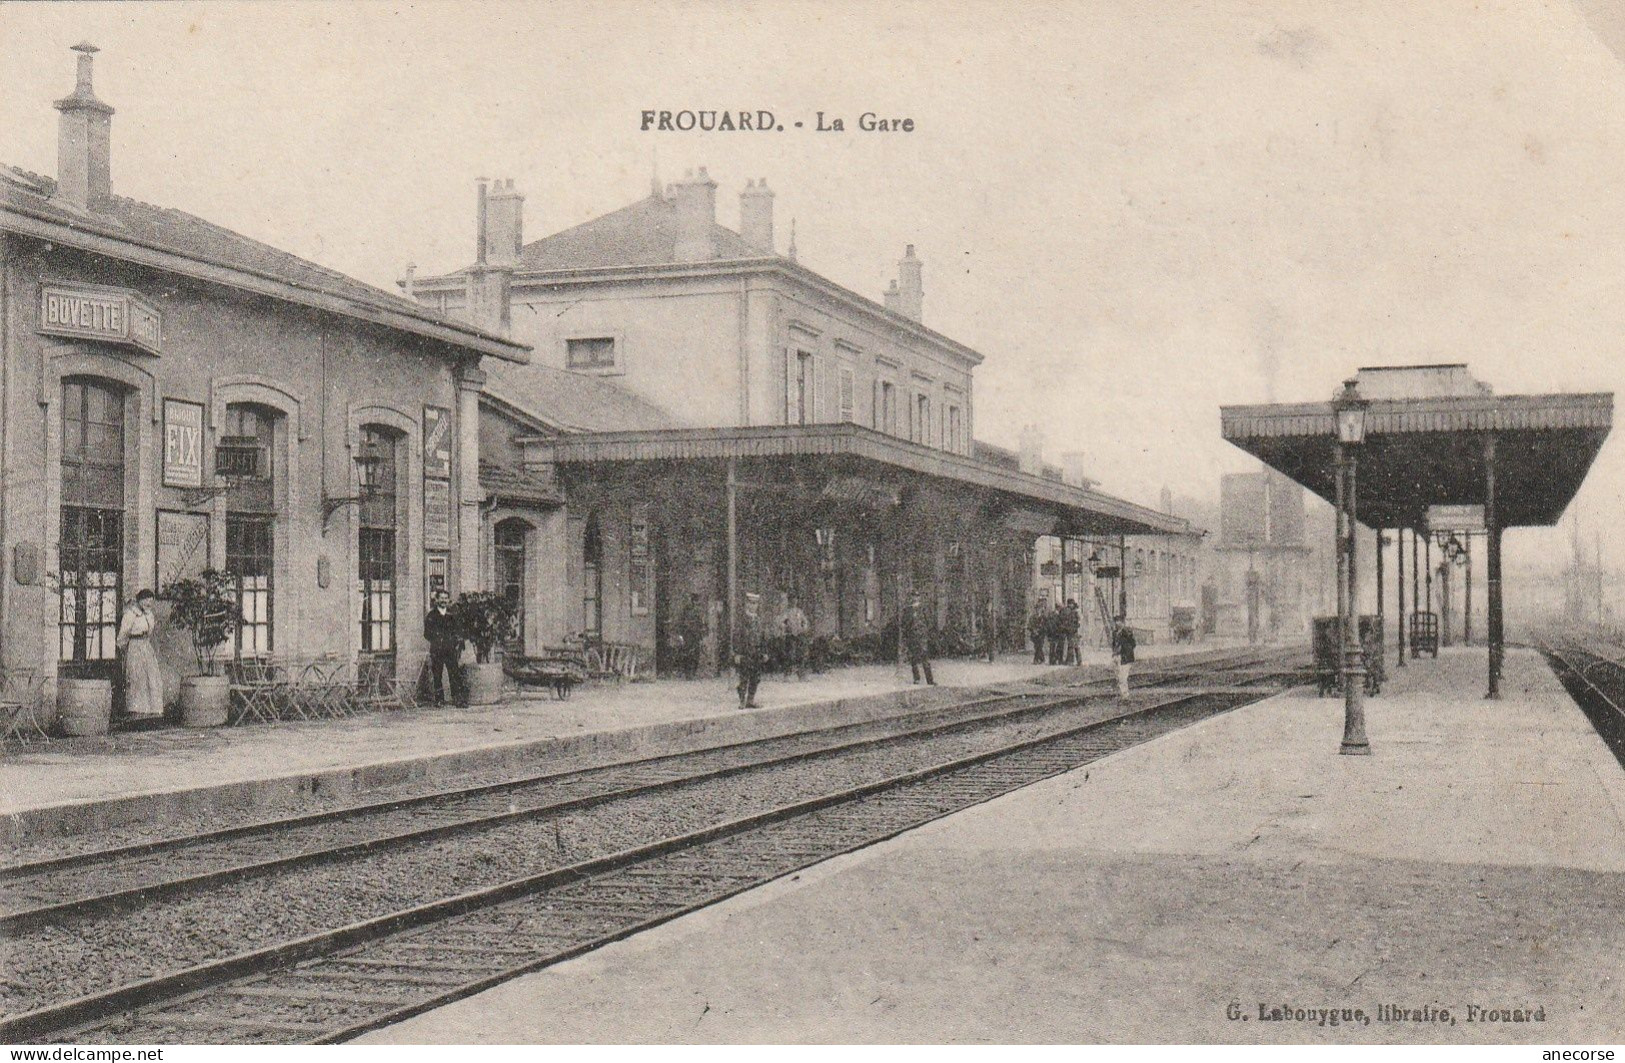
left=1029, top=599, right=1084, bottom=666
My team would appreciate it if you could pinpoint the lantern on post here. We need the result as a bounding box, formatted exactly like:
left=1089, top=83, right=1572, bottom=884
left=1331, top=377, right=1371, bottom=755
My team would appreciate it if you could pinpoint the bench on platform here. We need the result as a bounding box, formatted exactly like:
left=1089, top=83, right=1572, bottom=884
left=504, top=647, right=588, bottom=700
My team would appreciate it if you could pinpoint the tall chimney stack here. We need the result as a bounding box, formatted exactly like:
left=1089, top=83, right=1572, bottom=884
left=1018, top=425, right=1045, bottom=476
left=54, top=42, right=114, bottom=211
left=1061, top=451, right=1090, bottom=488
left=466, top=178, right=511, bottom=335
left=883, top=279, right=902, bottom=313
left=739, top=178, right=774, bottom=253
left=895, top=244, right=923, bottom=321
left=474, top=177, right=490, bottom=265
left=484, top=178, right=525, bottom=267
left=673, top=167, right=718, bottom=262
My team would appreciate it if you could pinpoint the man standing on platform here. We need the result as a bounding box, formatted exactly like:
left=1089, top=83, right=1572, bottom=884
left=735, top=592, right=766, bottom=709
left=781, top=593, right=810, bottom=680
left=1113, top=616, right=1137, bottom=698
left=678, top=593, right=706, bottom=679
left=1029, top=599, right=1051, bottom=664
left=1064, top=599, right=1083, bottom=665
left=904, top=591, right=936, bottom=685
left=425, top=590, right=464, bottom=706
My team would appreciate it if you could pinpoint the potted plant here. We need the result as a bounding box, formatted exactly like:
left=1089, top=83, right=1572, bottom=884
left=165, top=570, right=240, bottom=727
left=452, top=591, right=519, bottom=705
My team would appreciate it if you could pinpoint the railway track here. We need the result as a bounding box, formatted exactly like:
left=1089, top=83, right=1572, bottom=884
left=1537, top=630, right=1625, bottom=765
left=4, top=646, right=1307, bottom=1045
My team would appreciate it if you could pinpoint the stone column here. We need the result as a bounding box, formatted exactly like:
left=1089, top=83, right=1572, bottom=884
left=455, top=363, right=487, bottom=596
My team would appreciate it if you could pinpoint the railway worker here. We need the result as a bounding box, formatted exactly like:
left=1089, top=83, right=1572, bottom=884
left=424, top=590, right=465, bottom=706
left=1064, top=599, right=1083, bottom=666
left=1028, top=599, right=1051, bottom=664
left=735, top=592, right=767, bottom=709
left=1046, top=604, right=1067, bottom=665
left=1113, top=617, right=1137, bottom=698
left=781, top=594, right=810, bottom=680
left=678, top=593, right=706, bottom=679
left=903, top=591, right=936, bottom=685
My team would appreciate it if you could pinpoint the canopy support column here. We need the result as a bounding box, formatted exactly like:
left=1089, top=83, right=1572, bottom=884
left=1425, top=534, right=1433, bottom=621
left=1376, top=529, right=1385, bottom=653
left=1465, top=535, right=1474, bottom=645
left=1410, top=528, right=1420, bottom=658
left=726, top=457, right=738, bottom=659
left=1486, top=434, right=1502, bottom=699
left=1396, top=523, right=1406, bottom=667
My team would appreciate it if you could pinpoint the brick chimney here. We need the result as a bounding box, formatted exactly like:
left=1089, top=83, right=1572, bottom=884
left=895, top=244, right=923, bottom=322
left=1061, top=451, right=1090, bottom=488
left=54, top=42, right=114, bottom=212
left=484, top=178, right=524, bottom=267
left=673, top=167, right=718, bottom=262
left=1018, top=425, right=1045, bottom=476
left=739, top=178, right=775, bottom=253
left=883, top=279, right=902, bottom=313
left=466, top=178, right=511, bottom=335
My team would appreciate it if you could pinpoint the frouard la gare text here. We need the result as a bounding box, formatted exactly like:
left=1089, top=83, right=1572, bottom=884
left=641, top=110, right=913, bottom=133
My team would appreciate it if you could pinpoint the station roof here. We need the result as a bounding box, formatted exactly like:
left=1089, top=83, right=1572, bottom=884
left=1221, top=385, right=1613, bottom=529
left=1, top=166, right=530, bottom=363
left=521, top=423, right=1197, bottom=537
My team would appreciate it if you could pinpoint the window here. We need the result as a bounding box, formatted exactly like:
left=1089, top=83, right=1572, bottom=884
left=225, top=404, right=277, bottom=658
left=495, top=518, right=528, bottom=649
left=838, top=365, right=855, bottom=423
left=59, top=380, right=125, bottom=670
left=358, top=427, right=400, bottom=655
left=791, top=351, right=814, bottom=425
left=567, top=337, right=616, bottom=370
left=912, top=392, right=931, bottom=444
left=947, top=404, right=962, bottom=453
left=878, top=381, right=898, bottom=435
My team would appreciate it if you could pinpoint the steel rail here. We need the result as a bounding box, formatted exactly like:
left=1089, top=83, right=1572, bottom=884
left=26, top=682, right=1277, bottom=1046
left=3, top=642, right=1284, bottom=883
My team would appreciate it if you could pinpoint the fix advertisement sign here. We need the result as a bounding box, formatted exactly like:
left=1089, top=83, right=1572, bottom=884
left=163, top=399, right=205, bottom=489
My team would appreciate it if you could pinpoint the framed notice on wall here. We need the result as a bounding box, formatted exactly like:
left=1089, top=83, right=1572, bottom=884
left=424, top=477, right=452, bottom=551
left=629, top=502, right=651, bottom=616
left=155, top=510, right=210, bottom=594
left=162, top=399, right=205, bottom=489
left=423, top=405, right=452, bottom=480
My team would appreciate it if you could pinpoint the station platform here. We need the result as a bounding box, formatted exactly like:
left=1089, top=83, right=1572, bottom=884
left=1, top=640, right=1232, bottom=847
left=363, top=646, right=1625, bottom=1045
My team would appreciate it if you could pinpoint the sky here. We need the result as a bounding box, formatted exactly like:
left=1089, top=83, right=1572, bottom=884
left=2, top=0, right=1623, bottom=573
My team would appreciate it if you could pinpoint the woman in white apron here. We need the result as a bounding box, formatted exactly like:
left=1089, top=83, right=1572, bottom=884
left=117, top=589, right=165, bottom=719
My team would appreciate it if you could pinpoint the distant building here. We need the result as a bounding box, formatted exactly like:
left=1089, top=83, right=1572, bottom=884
left=1210, top=470, right=1316, bottom=641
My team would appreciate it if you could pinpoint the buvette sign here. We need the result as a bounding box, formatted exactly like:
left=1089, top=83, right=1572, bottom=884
left=39, top=282, right=162, bottom=355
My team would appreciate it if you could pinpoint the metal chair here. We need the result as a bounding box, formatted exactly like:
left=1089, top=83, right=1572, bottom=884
left=0, top=669, right=50, bottom=745
left=229, top=657, right=285, bottom=725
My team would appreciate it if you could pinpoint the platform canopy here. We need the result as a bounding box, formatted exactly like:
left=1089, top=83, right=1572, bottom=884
left=1220, top=367, right=1612, bottom=530
left=524, top=423, right=1196, bottom=538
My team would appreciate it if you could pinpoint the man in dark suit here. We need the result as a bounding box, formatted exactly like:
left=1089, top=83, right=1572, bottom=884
left=903, top=592, right=935, bottom=686
left=735, top=592, right=766, bottom=709
left=425, top=590, right=464, bottom=706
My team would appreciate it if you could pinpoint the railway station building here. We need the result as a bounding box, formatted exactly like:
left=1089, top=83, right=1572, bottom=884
left=0, top=46, right=528, bottom=717
left=408, top=170, right=1198, bottom=671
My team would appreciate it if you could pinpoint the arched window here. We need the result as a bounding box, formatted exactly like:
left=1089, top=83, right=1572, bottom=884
left=358, top=427, right=402, bottom=655
left=225, top=403, right=278, bottom=658
left=494, top=518, right=528, bottom=649
left=59, top=379, right=126, bottom=674
left=582, top=513, right=602, bottom=640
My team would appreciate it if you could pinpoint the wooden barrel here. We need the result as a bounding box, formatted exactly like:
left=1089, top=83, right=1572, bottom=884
left=57, top=678, right=112, bottom=736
